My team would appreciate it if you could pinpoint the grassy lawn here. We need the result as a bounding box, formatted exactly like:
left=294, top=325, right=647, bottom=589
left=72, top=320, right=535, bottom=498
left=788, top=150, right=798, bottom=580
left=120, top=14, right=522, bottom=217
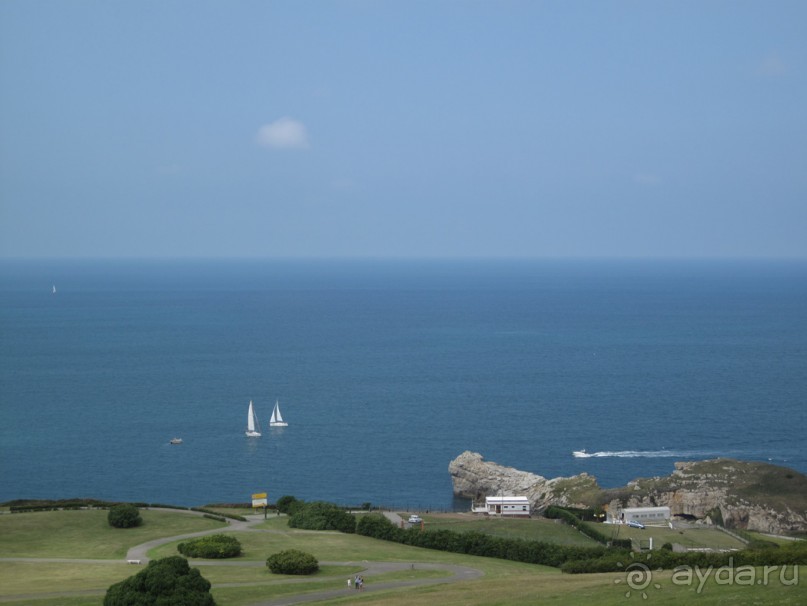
left=416, top=512, right=599, bottom=546
left=0, top=561, right=133, bottom=595
left=149, top=524, right=557, bottom=572
left=0, top=509, right=225, bottom=558
left=584, top=521, right=747, bottom=550
left=2, top=509, right=805, bottom=606
left=319, top=567, right=807, bottom=606
left=746, top=531, right=805, bottom=547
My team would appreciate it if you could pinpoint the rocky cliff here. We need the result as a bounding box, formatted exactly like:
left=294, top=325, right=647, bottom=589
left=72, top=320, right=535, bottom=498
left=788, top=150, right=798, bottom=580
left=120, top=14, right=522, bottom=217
left=449, top=451, right=807, bottom=534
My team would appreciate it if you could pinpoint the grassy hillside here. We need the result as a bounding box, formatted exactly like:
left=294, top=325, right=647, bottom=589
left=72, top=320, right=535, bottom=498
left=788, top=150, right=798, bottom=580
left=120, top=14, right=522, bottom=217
left=403, top=512, right=599, bottom=546
left=0, top=508, right=804, bottom=606
left=0, top=509, right=225, bottom=558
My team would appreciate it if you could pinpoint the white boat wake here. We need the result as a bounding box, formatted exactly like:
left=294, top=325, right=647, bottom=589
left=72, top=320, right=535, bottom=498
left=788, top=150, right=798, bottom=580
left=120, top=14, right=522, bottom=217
left=572, top=449, right=714, bottom=459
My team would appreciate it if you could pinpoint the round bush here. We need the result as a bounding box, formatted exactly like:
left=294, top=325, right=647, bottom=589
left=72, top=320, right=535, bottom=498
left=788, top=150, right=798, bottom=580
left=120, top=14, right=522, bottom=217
left=107, top=504, right=142, bottom=528
left=178, top=534, right=242, bottom=558
left=266, top=549, right=319, bottom=575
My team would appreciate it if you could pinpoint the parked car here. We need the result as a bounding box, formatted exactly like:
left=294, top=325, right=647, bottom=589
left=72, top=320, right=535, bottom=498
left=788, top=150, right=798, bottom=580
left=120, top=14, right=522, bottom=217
left=627, top=520, right=645, bottom=529
left=408, top=515, right=422, bottom=524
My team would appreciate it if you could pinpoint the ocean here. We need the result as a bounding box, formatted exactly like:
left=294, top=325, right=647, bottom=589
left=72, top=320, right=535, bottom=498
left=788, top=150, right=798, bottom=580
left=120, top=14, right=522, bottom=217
left=1, top=259, right=805, bottom=509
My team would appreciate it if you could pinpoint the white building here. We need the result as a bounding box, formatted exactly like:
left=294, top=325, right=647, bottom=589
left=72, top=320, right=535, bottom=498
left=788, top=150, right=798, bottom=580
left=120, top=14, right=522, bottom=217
left=610, top=506, right=671, bottom=525
left=475, top=496, right=531, bottom=516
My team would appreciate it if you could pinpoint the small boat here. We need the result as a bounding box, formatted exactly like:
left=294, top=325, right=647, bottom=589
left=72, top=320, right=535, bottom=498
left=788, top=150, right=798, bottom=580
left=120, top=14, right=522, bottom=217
left=572, top=449, right=590, bottom=458
left=170, top=438, right=183, bottom=445
left=269, top=400, right=288, bottom=427
left=52, top=285, right=56, bottom=294
left=245, top=400, right=262, bottom=437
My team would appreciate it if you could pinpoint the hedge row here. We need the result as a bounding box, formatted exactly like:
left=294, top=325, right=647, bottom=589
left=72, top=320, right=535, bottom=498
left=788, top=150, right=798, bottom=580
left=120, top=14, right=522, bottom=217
left=288, top=501, right=356, bottom=533
left=561, top=540, right=807, bottom=574
left=191, top=507, right=246, bottom=522
left=545, top=506, right=632, bottom=549
left=355, top=513, right=611, bottom=568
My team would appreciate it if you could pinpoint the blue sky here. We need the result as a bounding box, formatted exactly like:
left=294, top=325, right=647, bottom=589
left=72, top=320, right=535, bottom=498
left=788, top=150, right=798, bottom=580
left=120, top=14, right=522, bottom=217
left=1, top=1, right=805, bottom=259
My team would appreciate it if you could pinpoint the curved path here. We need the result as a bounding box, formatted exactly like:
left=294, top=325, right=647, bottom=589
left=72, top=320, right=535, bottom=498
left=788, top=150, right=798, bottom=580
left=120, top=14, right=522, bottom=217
left=2, top=509, right=483, bottom=605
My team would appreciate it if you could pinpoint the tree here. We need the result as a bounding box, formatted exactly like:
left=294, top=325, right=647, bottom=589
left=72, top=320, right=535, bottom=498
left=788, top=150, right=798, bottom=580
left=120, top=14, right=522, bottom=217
left=104, top=556, right=215, bottom=605
left=107, top=504, right=142, bottom=528
left=275, top=495, right=300, bottom=514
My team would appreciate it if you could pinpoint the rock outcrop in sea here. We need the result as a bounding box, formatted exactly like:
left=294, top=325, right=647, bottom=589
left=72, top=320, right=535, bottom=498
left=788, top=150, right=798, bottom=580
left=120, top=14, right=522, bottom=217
left=449, top=451, right=807, bottom=534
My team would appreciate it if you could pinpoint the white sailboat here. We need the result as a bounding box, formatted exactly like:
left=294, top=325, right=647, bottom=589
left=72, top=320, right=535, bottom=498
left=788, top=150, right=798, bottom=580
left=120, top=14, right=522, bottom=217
left=245, top=400, right=262, bottom=437
left=269, top=400, right=288, bottom=427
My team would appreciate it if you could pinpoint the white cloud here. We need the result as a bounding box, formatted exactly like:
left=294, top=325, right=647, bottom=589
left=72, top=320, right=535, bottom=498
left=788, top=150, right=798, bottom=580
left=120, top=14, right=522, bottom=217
left=255, top=117, right=309, bottom=149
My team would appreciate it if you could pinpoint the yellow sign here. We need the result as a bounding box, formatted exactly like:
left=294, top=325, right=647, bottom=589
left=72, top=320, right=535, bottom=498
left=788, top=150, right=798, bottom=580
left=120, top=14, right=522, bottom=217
left=252, top=493, right=267, bottom=500
left=252, top=492, right=268, bottom=508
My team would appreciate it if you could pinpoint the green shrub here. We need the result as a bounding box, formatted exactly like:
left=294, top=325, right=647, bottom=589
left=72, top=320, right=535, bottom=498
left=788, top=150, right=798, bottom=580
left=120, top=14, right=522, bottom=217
left=177, top=534, right=242, bottom=558
left=104, top=555, right=215, bottom=605
left=356, top=513, right=401, bottom=540
left=266, top=549, right=319, bottom=575
left=107, top=504, right=142, bottom=529
left=288, top=501, right=356, bottom=533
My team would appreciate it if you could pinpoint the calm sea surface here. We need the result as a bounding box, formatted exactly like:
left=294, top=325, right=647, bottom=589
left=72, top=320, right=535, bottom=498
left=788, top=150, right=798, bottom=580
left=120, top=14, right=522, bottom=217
left=1, top=259, right=805, bottom=508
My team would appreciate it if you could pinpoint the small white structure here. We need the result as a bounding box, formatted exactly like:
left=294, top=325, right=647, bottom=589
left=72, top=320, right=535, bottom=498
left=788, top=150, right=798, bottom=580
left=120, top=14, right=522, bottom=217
left=476, top=496, right=531, bottom=517
left=610, top=506, right=671, bottom=525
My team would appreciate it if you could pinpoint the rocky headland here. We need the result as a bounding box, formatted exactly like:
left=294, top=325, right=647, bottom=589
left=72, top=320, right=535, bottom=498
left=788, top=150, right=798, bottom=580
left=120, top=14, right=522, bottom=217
left=449, top=451, right=807, bottom=534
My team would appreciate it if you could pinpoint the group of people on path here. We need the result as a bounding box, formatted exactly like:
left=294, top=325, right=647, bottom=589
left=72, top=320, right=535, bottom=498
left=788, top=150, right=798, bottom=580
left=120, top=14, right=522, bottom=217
left=348, top=575, right=365, bottom=591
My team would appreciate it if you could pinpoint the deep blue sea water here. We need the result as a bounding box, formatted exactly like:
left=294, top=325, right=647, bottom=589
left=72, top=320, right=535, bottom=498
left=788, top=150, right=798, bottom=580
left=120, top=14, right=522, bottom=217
left=1, top=259, right=805, bottom=509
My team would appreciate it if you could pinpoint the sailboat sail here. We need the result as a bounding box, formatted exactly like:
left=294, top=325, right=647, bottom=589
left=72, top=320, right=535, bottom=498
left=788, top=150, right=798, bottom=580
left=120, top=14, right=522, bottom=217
left=245, top=400, right=261, bottom=437
left=269, top=400, right=288, bottom=427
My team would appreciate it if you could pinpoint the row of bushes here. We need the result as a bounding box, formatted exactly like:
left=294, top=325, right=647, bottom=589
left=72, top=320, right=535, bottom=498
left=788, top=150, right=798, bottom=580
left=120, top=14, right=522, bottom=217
left=286, top=500, right=356, bottom=533
left=561, top=539, right=807, bottom=574
left=190, top=507, right=246, bottom=522
left=355, top=513, right=610, bottom=567
left=545, top=506, right=632, bottom=549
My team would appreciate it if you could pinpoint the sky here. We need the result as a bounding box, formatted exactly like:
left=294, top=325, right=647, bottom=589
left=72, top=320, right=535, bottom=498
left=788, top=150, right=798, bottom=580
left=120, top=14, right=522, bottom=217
left=1, top=0, right=805, bottom=259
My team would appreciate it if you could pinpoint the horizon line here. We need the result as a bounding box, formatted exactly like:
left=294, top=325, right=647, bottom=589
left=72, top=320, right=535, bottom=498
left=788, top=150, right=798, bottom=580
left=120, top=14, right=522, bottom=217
left=2, top=254, right=807, bottom=263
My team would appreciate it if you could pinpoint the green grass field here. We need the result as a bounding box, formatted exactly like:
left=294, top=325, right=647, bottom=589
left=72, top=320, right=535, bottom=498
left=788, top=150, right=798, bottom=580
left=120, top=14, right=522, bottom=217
left=584, top=521, right=748, bottom=550
left=0, top=508, right=225, bottom=558
left=0, top=509, right=804, bottom=606
left=410, top=512, right=600, bottom=546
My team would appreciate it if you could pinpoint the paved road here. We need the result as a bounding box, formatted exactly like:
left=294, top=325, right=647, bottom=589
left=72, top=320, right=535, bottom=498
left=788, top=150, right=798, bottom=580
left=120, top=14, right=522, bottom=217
left=1, top=509, right=483, bottom=605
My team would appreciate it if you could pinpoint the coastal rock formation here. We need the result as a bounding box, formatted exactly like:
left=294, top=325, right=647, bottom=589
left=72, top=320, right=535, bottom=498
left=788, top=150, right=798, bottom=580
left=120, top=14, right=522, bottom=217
left=448, top=451, right=601, bottom=512
left=449, top=451, right=807, bottom=534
